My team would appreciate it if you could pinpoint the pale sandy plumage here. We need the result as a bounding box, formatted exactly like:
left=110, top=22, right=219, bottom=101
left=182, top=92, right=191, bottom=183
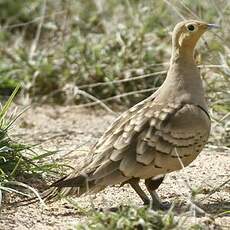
left=35, top=20, right=218, bottom=209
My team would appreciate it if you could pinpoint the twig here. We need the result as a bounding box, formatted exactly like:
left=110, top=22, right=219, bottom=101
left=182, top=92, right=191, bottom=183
left=179, top=1, right=200, bottom=19
left=124, top=62, right=169, bottom=72
left=79, top=64, right=225, bottom=90
left=2, top=10, right=66, bottom=30
left=163, top=0, right=186, bottom=20
left=29, top=0, right=47, bottom=60
left=93, top=0, right=108, bottom=34
left=75, top=87, right=158, bottom=109
left=198, top=64, right=229, bottom=69
left=212, top=112, right=230, bottom=129
left=76, top=88, right=116, bottom=115
left=79, top=71, right=167, bottom=89
left=174, top=148, right=206, bottom=215
left=200, top=178, right=230, bottom=202
left=5, top=181, right=46, bottom=207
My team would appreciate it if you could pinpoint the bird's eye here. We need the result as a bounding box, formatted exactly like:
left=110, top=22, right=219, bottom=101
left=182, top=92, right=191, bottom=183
left=186, top=24, right=195, bottom=32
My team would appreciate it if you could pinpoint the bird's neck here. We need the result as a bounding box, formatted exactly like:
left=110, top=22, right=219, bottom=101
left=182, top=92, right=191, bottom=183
left=167, top=45, right=199, bottom=83
left=162, top=45, right=206, bottom=108
left=170, top=46, right=195, bottom=66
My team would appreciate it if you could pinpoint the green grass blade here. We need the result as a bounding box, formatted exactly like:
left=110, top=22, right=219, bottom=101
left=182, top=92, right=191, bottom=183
left=0, top=84, right=20, bottom=126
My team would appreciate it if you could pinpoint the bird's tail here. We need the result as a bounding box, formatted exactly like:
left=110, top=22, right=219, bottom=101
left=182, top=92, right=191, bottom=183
left=17, top=159, right=126, bottom=206
left=45, top=172, right=104, bottom=200
left=16, top=171, right=104, bottom=206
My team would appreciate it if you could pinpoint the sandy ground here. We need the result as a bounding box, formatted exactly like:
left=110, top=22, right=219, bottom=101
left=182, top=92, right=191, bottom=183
left=0, top=105, right=229, bottom=229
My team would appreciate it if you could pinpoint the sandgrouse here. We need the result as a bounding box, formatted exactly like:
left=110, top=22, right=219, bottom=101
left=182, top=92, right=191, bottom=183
left=38, top=20, right=219, bottom=209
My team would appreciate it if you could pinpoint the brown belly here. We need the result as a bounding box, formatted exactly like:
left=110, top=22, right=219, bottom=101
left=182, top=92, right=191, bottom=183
left=132, top=141, right=205, bottom=179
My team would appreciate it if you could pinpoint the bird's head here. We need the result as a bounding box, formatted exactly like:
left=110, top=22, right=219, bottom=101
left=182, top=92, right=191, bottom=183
left=171, top=20, right=219, bottom=61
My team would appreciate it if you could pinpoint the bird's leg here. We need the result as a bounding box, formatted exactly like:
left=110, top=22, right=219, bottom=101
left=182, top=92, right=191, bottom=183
left=145, top=176, right=171, bottom=210
left=129, top=178, right=150, bottom=205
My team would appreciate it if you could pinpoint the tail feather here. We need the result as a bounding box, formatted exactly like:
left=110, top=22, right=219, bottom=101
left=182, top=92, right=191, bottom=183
left=51, top=173, right=89, bottom=188
left=14, top=173, right=93, bottom=206
left=16, top=160, right=129, bottom=206
left=38, top=172, right=93, bottom=201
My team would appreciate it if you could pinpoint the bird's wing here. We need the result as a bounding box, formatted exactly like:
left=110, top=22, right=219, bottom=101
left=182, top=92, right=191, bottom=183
left=84, top=91, right=159, bottom=171
left=88, top=101, right=210, bottom=181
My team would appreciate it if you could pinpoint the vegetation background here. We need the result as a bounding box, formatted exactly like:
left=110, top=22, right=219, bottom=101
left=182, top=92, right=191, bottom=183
left=0, top=0, right=229, bottom=229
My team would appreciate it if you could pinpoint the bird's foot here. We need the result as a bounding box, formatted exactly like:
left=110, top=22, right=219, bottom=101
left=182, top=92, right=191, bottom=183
left=97, top=205, right=127, bottom=213
left=152, top=201, right=171, bottom=211
left=107, top=206, right=120, bottom=212
left=144, top=200, right=171, bottom=211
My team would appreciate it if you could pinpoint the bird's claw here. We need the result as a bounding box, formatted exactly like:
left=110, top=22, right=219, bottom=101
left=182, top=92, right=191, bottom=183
left=144, top=200, right=171, bottom=211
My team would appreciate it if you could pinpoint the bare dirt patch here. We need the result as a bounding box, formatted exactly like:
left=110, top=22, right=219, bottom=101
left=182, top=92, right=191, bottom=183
left=0, top=105, right=229, bottom=229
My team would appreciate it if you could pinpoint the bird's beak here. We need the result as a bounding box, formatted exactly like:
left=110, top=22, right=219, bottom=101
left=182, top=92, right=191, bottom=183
left=207, top=24, right=220, bottom=29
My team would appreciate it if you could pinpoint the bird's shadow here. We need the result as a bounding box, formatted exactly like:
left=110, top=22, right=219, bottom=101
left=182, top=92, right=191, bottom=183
left=92, top=200, right=230, bottom=217
left=163, top=200, right=230, bottom=217
left=198, top=201, right=230, bottom=216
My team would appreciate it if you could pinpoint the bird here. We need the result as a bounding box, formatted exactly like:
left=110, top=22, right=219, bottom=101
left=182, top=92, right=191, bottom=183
left=29, top=20, right=219, bottom=210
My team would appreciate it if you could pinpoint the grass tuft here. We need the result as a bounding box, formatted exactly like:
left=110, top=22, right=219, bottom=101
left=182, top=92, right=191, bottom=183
left=76, top=206, right=178, bottom=230
left=0, top=86, right=67, bottom=202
